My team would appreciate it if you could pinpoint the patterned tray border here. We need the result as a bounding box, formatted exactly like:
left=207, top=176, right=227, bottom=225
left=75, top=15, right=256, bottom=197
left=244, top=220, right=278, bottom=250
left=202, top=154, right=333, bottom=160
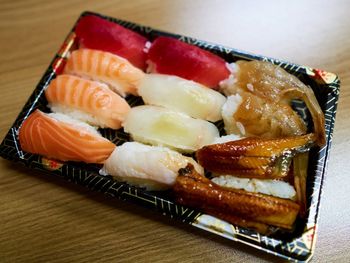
left=0, top=11, right=340, bottom=262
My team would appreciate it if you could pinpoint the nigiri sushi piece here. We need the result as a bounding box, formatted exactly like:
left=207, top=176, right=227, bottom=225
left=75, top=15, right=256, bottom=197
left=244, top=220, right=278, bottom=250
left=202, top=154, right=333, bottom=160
left=122, top=106, right=219, bottom=153
left=45, top=75, right=130, bottom=129
left=138, top=74, right=226, bottom=122
left=100, top=142, right=204, bottom=190
left=220, top=60, right=325, bottom=146
left=75, top=14, right=148, bottom=69
left=173, top=164, right=300, bottom=231
left=64, top=49, right=145, bottom=97
left=147, top=36, right=230, bottom=88
left=18, top=110, right=115, bottom=163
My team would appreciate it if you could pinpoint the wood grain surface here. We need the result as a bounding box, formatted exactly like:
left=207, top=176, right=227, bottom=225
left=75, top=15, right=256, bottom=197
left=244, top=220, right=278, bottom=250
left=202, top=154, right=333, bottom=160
left=1, top=0, right=349, bottom=262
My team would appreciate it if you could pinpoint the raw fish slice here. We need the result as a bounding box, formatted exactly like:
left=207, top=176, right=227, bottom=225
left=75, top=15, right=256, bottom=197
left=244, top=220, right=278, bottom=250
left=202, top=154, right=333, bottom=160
left=122, top=106, right=219, bottom=153
left=75, top=14, right=148, bottom=69
left=64, top=49, right=145, bottom=97
left=19, top=110, right=115, bottom=163
left=45, top=75, right=130, bottom=129
left=147, top=36, right=230, bottom=88
left=101, top=142, right=204, bottom=190
left=138, top=74, right=226, bottom=122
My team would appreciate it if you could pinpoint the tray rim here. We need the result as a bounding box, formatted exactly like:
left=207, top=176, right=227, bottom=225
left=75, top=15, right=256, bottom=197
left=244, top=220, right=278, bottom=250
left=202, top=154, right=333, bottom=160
left=0, top=11, right=340, bottom=263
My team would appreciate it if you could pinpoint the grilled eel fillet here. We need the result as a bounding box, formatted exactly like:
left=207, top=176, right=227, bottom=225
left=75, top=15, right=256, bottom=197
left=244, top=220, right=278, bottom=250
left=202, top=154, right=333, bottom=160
left=196, top=133, right=315, bottom=178
left=173, top=164, right=300, bottom=231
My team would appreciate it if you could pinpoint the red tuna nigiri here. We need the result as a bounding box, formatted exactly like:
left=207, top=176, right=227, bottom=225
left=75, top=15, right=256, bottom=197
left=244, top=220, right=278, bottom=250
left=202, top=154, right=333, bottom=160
left=19, top=110, right=115, bottom=163
left=147, top=36, right=230, bottom=88
left=75, top=15, right=148, bottom=70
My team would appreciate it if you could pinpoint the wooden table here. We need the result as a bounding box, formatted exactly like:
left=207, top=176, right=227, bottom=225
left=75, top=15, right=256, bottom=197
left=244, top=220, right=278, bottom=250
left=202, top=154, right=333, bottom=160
left=1, top=1, right=349, bottom=262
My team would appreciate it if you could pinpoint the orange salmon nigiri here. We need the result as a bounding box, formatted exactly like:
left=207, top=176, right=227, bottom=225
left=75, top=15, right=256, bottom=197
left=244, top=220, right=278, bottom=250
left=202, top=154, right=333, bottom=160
left=45, top=75, right=130, bottom=129
left=64, top=49, right=145, bottom=97
left=19, top=110, right=115, bottom=163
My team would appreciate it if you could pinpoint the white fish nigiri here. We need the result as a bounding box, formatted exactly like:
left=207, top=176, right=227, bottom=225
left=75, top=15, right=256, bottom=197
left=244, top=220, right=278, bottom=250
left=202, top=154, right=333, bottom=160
left=138, top=74, right=226, bottom=122
left=100, top=142, right=204, bottom=190
left=212, top=175, right=296, bottom=200
left=123, top=106, right=219, bottom=153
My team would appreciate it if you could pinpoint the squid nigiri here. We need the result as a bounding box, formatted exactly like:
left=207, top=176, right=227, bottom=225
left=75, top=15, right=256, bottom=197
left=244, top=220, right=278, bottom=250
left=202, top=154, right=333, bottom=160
left=64, top=49, right=145, bottom=97
left=122, top=106, right=219, bottom=153
left=138, top=74, right=226, bottom=122
left=147, top=36, right=230, bottom=88
left=75, top=14, right=148, bottom=70
left=18, top=110, right=115, bottom=163
left=45, top=75, right=130, bottom=129
left=101, top=142, right=204, bottom=190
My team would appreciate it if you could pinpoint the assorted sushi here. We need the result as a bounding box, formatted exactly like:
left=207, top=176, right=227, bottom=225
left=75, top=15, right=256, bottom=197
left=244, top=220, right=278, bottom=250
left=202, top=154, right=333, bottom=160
left=17, top=14, right=327, bottom=235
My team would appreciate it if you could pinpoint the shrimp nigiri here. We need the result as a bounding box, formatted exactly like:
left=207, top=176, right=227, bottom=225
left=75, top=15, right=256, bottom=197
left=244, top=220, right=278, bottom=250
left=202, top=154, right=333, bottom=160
left=138, top=74, right=226, bottom=122
left=64, top=49, right=145, bottom=97
left=45, top=75, right=130, bottom=129
left=101, top=142, right=204, bottom=190
left=147, top=36, right=230, bottom=88
left=75, top=14, right=148, bottom=70
left=18, top=110, right=115, bottom=163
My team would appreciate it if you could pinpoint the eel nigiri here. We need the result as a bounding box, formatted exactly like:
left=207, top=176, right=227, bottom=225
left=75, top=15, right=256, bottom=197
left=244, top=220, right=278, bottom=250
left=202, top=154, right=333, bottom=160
left=173, top=164, right=300, bottom=231
left=147, top=36, right=230, bottom=88
left=45, top=75, right=130, bottom=129
left=122, top=105, right=219, bottom=153
left=75, top=14, right=148, bottom=70
left=138, top=74, right=226, bottom=122
left=64, top=49, right=145, bottom=97
left=101, top=142, right=204, bottom=190
left=18, top=110, right=115, bottom=163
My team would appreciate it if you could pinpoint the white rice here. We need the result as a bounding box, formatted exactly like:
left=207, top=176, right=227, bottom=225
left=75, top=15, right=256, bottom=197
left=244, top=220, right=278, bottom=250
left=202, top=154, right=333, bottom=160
left=212, top=175, right=296, bottom=200
left=219, top=62, right=239, bottom=96
left=48, top=112, right=100, bottom=136
left=211, top=134, right=242, bottom=145
left=225, top=62, right=239, bottom=74
left=221, top=94, right=244, bottom=135
left=49, top=103, right=107, bottom=129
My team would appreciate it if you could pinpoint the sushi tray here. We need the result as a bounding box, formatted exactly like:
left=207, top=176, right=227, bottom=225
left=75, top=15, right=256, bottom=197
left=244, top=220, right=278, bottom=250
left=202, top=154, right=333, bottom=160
left=0, top=11, right=340, bottom=262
